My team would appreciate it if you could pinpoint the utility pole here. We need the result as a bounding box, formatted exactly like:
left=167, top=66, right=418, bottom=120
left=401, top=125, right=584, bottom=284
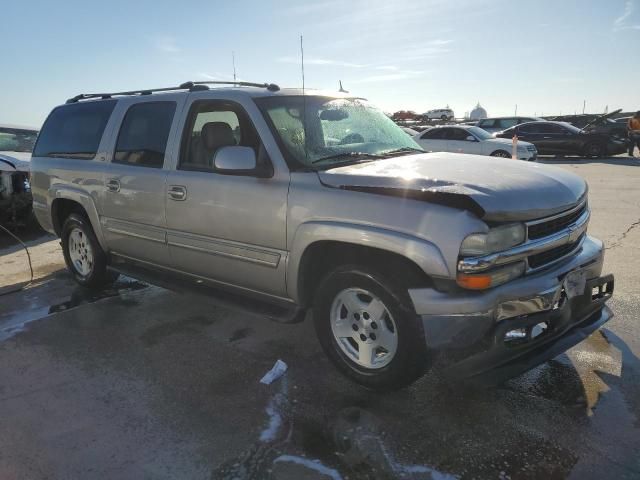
left=514, top=104, right=518, bottom=116
left=582, top=99, right=586, bottom=115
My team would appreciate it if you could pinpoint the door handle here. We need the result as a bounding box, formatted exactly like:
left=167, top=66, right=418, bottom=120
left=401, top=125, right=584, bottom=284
left=106, top=179, right=120, bottom=192
left=168, top=185, right=187, bottom=201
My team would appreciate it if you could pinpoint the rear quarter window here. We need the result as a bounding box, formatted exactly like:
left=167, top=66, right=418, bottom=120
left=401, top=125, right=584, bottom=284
left=33, top=100, right=117, bottom=159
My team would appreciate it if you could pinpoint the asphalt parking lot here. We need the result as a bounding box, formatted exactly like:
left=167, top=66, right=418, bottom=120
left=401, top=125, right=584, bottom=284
left=1, top=157, right=639, bottom=480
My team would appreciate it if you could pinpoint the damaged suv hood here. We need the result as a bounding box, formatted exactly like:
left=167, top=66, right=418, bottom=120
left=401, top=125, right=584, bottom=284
left=0, top=151, right=31, bottom=172
left=318, top=152, right=587, bottom=222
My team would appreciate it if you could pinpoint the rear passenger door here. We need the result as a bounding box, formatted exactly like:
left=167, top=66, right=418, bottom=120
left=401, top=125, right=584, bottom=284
left=100, top=96, right=185, bottom=265
left=164, top=95, right=289, bottom=298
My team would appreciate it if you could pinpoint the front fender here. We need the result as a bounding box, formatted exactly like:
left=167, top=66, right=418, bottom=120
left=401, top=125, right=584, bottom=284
left=287, top=221, right=450, bottom=302
left=50, top=186, right=107, bottom=250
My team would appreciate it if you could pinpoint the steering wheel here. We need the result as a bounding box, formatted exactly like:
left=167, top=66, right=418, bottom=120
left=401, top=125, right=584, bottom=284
left=340, top=133, right=365, bottom=145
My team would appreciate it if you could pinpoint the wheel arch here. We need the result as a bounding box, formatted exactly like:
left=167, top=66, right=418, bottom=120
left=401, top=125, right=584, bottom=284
left=51, top=187, right=107, bottom=249
left=288, top=221, right=450, bottom=306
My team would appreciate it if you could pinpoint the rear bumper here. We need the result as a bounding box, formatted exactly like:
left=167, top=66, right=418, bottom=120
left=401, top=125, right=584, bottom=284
left=408, top=235, right=614, bottom=383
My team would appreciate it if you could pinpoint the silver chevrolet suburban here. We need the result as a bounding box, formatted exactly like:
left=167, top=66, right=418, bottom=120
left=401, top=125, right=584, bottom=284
left=30, top=81, right=614, bottom=390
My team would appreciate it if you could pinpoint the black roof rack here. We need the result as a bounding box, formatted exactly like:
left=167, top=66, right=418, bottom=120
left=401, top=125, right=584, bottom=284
left=66, top=81, right=280, bottom=104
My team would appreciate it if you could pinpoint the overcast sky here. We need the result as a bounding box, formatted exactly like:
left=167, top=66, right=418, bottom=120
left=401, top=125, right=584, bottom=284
left=3, top=0, right=639, bottom=127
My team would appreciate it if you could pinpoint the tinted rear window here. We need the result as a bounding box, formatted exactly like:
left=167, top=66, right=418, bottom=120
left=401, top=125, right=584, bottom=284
left=114, top=102, right=176, bottom=168
left=33, top=100, right=117, bottom=159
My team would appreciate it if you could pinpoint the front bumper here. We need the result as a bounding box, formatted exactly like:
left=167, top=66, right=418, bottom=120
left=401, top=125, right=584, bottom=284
left=408, top=235, right=614, bottom=384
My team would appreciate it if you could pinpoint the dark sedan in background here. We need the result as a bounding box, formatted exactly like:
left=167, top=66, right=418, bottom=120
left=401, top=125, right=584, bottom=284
left=496, top=121, right=627, bottom=158
left=550, top=110, right=627, bottom=141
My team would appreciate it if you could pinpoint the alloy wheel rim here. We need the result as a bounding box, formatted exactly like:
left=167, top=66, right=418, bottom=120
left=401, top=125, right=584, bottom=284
left=68, top=228, right=94, bottom=277
left=330, top=288, right=398, bottom=369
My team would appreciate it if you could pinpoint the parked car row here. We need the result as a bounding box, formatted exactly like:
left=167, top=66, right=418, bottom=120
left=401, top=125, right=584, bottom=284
left=413, top=125, right=537, bottom=161
left=391, top=108, right=455, bottom=123
left=476, top=117, right=542, bottom=133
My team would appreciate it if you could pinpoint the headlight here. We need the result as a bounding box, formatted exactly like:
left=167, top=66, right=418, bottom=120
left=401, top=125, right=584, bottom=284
left=457, top=261, right=526, bottom=290
left=460, top=224, right=525, bottom=257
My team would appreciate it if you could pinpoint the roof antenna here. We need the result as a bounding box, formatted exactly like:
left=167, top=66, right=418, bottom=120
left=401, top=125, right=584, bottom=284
left=300, top=35, right=308, bottom=162
left=232, top=51, right=237, bottom=85
left=338, top=80, right=348, bottom=93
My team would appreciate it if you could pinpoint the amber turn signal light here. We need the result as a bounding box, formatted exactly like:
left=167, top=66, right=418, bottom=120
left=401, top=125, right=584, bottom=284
left=456, top=273, right=492, bottom=290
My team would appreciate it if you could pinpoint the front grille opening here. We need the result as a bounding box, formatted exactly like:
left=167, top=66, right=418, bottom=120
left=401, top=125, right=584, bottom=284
left=528, top=203, right=587, bottom=240
left=528, top=236, right=583, bottom=269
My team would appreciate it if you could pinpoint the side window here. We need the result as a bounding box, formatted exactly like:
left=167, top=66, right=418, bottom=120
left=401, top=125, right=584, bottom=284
left=539, top=123, right=563, bottom=134
left=478, top=119, right=495, bottom=129
left=449, top=128, right=470, bottom=141
left=519, top=124, right=539, bottom=134
left=498, top=118, right=518, bottom=129
left=33, top=100, right=117, bottom=159
left=179, top=100, right=260, bottom=172
left=421, top=128, right=444, bottom=139
left=114, top=102, right=176, bottom=168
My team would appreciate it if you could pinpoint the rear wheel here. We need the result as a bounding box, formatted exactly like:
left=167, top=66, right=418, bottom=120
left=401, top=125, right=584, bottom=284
left=491, top=150, right=511, bottom=158
left=440, top=114, right=448, bottom=121
left=313, top=265, right=429, bottom=391
left=61, top=213, right=116, bottom=288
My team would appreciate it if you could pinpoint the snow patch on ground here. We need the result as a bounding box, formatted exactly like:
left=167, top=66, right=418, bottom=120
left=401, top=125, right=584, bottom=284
left=259, top=374, right=289, bottom=443
left=274, top=455, right=343, bottom=480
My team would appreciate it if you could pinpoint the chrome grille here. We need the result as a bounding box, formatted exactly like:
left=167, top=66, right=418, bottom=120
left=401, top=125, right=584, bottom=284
left=528, top=202, right=587, bottom=240
left=527, top=235, right=584, bottom=269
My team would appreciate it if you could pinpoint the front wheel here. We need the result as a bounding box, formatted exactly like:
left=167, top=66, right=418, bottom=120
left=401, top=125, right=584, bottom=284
left=313, top=265, right=429, bottom=391
left=584, top=142, right=605, bottom=158
left=491, top=150, right=511, bottom=158
left=61, top=213, right=117, bottom=288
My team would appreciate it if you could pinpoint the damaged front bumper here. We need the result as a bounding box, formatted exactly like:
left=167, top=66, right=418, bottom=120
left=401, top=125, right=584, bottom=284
left=408, top=235, right=614, bottom=384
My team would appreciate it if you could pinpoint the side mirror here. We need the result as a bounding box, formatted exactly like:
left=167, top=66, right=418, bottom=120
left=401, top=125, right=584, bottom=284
left=213, top=146, right=257, bottom=175
left=466, top=135, right=476, bottom=142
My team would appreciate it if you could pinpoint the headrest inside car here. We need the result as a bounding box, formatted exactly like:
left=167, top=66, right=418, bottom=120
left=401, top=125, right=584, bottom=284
left=201, top=122, right=236, bottom=150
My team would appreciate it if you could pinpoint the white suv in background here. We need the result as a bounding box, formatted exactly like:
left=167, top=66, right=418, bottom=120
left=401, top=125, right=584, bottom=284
left=414, top=125, right=537, bottom=160
left=423, top=108, right=454, bottom=121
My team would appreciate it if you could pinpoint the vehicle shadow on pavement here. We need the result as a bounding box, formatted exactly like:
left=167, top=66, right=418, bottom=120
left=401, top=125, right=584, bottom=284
left=0, top=221, right=51, bottom=252
left=537, top=156, right=640, bottom=166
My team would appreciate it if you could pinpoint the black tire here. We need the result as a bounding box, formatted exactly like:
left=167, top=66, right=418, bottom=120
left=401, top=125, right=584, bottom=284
left=440, top=115, right=448, bottom=121
left=313, top=265, right=429, bottom=391
left=584, top=142, right=605, bottom=158
left=490, top=150, right=511, bottom=158
left=61, top=213, right=116, bottom=288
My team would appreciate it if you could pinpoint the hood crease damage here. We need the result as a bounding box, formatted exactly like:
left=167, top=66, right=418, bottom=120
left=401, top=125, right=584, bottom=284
left=317, top=152, right=587, bottom=222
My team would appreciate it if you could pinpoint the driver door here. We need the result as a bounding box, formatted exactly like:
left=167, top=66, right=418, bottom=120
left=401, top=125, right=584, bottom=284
left=446, top=128, right=483, bottom=154
left=164, top=95, right=290, bottom=297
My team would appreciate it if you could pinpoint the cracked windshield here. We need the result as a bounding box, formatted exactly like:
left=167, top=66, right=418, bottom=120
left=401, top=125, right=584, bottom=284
left=1, top=1, right=639, bottom=479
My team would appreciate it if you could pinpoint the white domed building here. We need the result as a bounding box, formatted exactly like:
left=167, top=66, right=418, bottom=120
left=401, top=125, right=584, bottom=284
left=469, top=103, right=487, bottom=120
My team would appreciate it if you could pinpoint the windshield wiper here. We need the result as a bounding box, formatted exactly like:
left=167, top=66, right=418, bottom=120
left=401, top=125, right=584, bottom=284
left=311, top=152, right=384, bottom=165
left=380, top=147, right=424, bottom=156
